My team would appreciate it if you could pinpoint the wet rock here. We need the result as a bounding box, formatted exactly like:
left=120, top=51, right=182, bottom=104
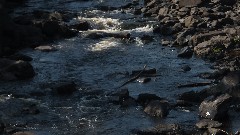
left=213, top=0, right=237, bottom=6
left=41, top=20, right=77, bottom=38
left=137, top=93, right=162, bottom=106
left=131, top=68, right=156, bottom=76
left=137, top=77, right=151, bottom=83
left=175, top=100, right=194, bottom=107
left=144, top=100, right=170, bottom=117
left=12, top=131, right=35, bottom=135
left=85, top=32, right=130, bottom=39
left=199, top=94, right=232, bottom=120
left=177, top=46, right=193, bottom=58
left=109, top=88, right=129, bottom=104
left=0, top=59, right=35, bottom=81
left=153, top=25, right=173, bottom=36
left=208, top=128, right=228, bottom=135
left=121, top=97, right=137, bottom=107
left=70, top=21, right=90, bottom=31
left=52, top=81, right=77, bottom=95
left=179, top=90, right=208, bottom=103
left=132, top=124, right=183, bottom=135
left=221, top=71, right=240, bottom=89
left=181, top=65, right=191, bottom=72
left=196, top=119, right=222, bottom=129
left=198, top=69, right=229, bottom=80
left=179, top=0, right=204, bottom=7
left=35, top=45, right=57, bottom=52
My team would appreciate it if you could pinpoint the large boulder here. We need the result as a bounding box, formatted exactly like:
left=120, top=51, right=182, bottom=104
left=0, top=58, right=35, bottom=81
left=199, top=94, right=232, bottom=120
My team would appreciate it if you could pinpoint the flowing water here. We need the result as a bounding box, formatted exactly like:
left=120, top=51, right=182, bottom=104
left=0, top=0, right=226, bottom=134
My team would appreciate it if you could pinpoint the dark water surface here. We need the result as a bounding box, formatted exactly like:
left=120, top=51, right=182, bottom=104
left=0, top=0, right=222, bottom=134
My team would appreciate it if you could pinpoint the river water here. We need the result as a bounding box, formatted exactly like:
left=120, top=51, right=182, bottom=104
left=0, top=0, right=220, bottom=134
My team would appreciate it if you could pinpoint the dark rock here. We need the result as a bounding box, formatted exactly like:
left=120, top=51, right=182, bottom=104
left=0, top=59, right=35, bottom=81
left=41, top=20, right=77, bottom=38
left=221, top=71, right=240, bottom=88
left=132, top=124, right=183, bottom=135
left=198, top=69, right=229, bottom=80
left=131, top=68, right=156, bottom=76
left=137, top=77, right=151, bottom=83
left=175, top=100, right=194, bottom=107
left=177, top=46, right=193, bottom=58
left=179, top=0, right=204, bottom=7
left=52, top=81, right=77, bottom=95
left=35, top=45, right=57, bottom=52
left=179, top=90, right=208, bottom=103
left=199, top=94, right=232, bottom=120
left=213, top=0, right=237, bottom=6
left=109, top=88, right=129, bottom=104
left=70, top=21, right=90, bottom=31
left=181, top=65, right=191, bottom=72
left=144, top=100, right=170, bottom=117
left=85, top=32, right=130, bottom=39
left=196, top=119, right=222, bottom=129
left=137, top=93, right=162, bottom=106
left=153, top=25, right=173, bottom=36
left=121, top=97, right=137, bottom=107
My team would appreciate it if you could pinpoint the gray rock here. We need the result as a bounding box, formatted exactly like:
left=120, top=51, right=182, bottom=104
left=196, top=119, right=222, bottom=129
left=12, top=131, right=35, bottom=135
left=199, top=94, right=232, bottom=120
left=177, top=46, right=193, bottom=58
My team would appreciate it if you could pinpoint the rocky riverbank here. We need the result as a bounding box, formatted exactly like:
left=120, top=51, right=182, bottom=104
left=1, top=0, right=240, bottom=134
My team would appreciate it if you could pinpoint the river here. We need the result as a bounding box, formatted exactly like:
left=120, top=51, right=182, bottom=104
left=0, top=0, right=218, bottom=134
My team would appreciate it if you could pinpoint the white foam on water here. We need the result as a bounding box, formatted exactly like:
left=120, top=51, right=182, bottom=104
left=88, top=38, right=120, bottom=52
left=78, top=16, right=122, bottom=30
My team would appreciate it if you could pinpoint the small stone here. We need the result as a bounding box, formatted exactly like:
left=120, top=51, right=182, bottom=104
left=137, top=78, right=151, bottom=83
left=181, top=65, right=191, bottom=72
left=196, top=119, right=222, bottom=129
left=144, top=100, right=170, bottom=117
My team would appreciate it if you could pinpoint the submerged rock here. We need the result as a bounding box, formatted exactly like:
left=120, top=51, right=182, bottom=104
left=199, top=94, right=232, bottom=120
left=144, top=100, right=170, bottom=117
left=52, top=81, right=77, bottom=95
